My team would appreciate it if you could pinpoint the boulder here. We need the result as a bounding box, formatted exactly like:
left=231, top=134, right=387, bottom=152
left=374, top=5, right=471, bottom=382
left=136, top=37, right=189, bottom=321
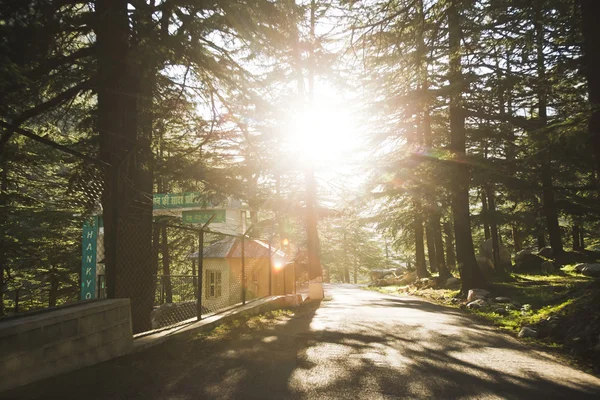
left=467, top=288, right=491, bottom=302
left=480, top=239, right=512, bottom=270
left=492, top=306, right=508, bottom=315
left=515, top=250, right=533, bottom=265
left=467, top=299, right=488, bottom=309
left=370, top=269, right=398, bottom=281
left=494, top=297, right=512, bottom=303
left=476, top=257, right=495, bottom=277
left=398, top=271, right=418, bottom=285
left=540, top=261, right=555, bottom=274
left=575, top=263, right=600, bottom=277
left=445, top=277, right=461, bottom=288
left=514, top=253, right=545, bottom=274
left=537, top=247, right=554, bottom=259
left=518, top=327, right=538, bottom=338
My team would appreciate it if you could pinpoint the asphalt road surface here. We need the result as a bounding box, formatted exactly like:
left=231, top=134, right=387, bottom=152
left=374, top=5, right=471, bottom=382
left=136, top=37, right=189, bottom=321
left=3, top=284, right=600, bottom=399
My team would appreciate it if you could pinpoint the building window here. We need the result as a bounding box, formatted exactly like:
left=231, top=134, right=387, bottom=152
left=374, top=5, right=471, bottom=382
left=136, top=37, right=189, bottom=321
left=206, top=270, right=222, bottom=298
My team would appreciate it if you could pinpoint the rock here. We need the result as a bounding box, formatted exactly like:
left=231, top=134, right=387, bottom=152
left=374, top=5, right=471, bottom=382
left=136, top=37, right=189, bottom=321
left=467, top=299, right=488, bottom=309
left=511, top=301, right=522, bottom=309
left=519, top=327, right=538, bottom=338
left=505, top=304, right=518, bottom=311
left=515, top=250, right=533, bottom=265
left=491, top=306, right=508, bottom=315
left=467, top=288, right=491, bottom=302
left=476, top=257, right=495, bottom=278
left=577, top=263, right=600, bottom=277
left=480, top=239, right=513, bottom=270
left=537, top=247, right=554, bottom=258
left=514, top=253, right=545, bottom=274
left=398, top=271, right=418, bottom=285
left=445, top=277, right=460, bottom=287
left=370, top=268, right=403, bottom=281
left=494, top=297, right=512, bottom=303
left=541, top=261, right=555, bottom=274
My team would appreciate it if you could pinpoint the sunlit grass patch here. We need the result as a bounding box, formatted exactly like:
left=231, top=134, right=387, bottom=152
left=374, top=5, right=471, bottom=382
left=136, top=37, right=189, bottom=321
left=191, top=308, right=295, bottom=342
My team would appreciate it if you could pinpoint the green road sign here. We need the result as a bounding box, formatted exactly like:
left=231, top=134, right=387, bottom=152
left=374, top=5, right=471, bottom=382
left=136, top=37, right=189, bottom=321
left=182, top=209, right=226, bottom=224
left=153, top=192, right=204, bottom=209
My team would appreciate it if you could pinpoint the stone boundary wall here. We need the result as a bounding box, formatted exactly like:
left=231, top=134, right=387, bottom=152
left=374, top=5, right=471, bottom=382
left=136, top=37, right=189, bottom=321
left=0, top=299, right=133, bottom=392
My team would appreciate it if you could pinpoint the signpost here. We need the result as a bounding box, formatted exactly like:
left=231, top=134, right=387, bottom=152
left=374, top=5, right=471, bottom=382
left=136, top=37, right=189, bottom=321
left=182, top=209, right=226, bottom=224
left=153, top=192, right=214, bottom=209
left=81, top=216, right=99, bottom=300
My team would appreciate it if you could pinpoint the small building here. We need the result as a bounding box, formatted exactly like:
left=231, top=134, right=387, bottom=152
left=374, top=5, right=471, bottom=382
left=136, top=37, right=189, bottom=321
left=195, top=237, right=293, bottom=312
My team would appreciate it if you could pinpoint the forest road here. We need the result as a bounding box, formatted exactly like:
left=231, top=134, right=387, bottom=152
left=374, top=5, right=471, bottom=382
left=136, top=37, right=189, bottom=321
left=3, top=284, right=600, bottom=399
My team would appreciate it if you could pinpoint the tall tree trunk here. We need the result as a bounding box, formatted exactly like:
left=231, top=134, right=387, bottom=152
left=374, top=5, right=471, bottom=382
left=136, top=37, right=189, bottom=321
left=512, top=225, right=522, bottom=252
left=572, top=224, right=582, bottom=251
left=486, top=185, right=504, bottom=274
left=444, top=222, right=456, bottom=270
left=96, top=0, right=154, bottom=333
left=579, top=0, right=600, bottom=181
left=0, top=158, right=7, bottom=315
left=343, top=230, right=350, bottom=283
left=580, top=228, right=586, bottom=250
left=425, top=223, right=438, bottom=273
left=448, top=0, right=485, bottom=293
left=414, top=202, right=430, bottom=278
left=535, top=2, right=563, bottom=258
left=481, top=189, right=491, bottom=241
left=48, top=269, right=58, bottom=308
left=161, top=225, right=173, bottom=303
left=433, top=215, right=452, bottom=281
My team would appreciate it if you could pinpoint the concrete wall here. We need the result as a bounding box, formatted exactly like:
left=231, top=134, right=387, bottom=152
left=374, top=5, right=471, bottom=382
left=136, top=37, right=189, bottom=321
left=0, top=299, right=133, bottom=392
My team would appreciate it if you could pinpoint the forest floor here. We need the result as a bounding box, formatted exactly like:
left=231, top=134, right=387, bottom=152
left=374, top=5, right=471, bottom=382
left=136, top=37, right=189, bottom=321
left=367, top=266, right=600, bottom=375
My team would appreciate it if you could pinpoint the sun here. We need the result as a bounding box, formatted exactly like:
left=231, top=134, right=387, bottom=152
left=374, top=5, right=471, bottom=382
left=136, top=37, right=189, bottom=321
left=285, top=99, right=358, bottom=166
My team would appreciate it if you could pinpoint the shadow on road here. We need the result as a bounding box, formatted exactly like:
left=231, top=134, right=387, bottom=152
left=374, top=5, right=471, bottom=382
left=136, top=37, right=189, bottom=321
left=2, top=285, right=600, bottom=399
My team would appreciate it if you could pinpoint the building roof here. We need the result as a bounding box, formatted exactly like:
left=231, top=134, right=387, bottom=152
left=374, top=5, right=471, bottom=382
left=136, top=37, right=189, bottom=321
left=192, top=236, right=286, bottom=259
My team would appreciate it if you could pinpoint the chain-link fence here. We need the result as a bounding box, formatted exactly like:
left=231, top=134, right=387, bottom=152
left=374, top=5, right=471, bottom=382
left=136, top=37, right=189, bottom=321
left=0, top=124, right=106, bottom=318
left=148, top=226, right=290, bottom=331
left=1, top=123, right=297, bottom=334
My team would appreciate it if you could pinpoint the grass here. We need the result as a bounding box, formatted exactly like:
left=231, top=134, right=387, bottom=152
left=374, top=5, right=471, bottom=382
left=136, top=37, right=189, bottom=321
left=371, top=267, right=593, bottom=334
left=191, top=308, right=295, bottom=342
left=366, top=266, right=600, bottom=373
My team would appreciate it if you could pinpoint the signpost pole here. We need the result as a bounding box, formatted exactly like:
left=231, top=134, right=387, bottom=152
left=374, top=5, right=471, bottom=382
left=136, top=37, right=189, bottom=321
left=196, top=229, right=204, bottom=320
left=268, top=240, right=272, bottom=296
left=241, top=235, right=246, bottom=305
left=196, top=215, right=215, bottom=321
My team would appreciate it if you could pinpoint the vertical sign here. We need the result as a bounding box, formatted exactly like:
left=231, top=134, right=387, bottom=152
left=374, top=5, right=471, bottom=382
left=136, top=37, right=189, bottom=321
left=81, top=216, right=99, bottom=300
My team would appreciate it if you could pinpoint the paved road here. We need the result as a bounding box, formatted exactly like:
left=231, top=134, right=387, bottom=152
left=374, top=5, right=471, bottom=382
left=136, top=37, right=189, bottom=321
left=3, top=284, right=600, bottom=399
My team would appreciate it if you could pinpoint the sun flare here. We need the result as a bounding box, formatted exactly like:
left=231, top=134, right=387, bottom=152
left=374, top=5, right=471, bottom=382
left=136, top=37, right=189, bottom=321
left=285, top=102, right=358, bottom=166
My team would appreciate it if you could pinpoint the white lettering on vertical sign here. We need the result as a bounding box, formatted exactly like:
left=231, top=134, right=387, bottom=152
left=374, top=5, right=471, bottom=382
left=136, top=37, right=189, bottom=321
left=86, top=267, right=92, bottom=276
left=86, top=243, right=92, bottom=251
left=87, top=230, right=94, bottom=239
left=85, top=293, right=92, bottom=299
left=86, top=255, right=93, bottom=263
left=86, top=280, right=92, bottom=287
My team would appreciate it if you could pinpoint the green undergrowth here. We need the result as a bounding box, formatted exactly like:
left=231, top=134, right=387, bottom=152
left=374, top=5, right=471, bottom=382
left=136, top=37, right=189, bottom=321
left=367, top=267, right=600, bottom=373
left=191, top=308, right=295, bottom=342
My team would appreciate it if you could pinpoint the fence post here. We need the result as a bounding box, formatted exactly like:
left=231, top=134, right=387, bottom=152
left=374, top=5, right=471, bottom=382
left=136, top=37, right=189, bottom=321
left=268, top=240, right=272, bottom=296
left=196, top=229, right=204, bottom=320
left=241, top=234, right=246, bottom=305
left=106, top=166, right=119, bottom=299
